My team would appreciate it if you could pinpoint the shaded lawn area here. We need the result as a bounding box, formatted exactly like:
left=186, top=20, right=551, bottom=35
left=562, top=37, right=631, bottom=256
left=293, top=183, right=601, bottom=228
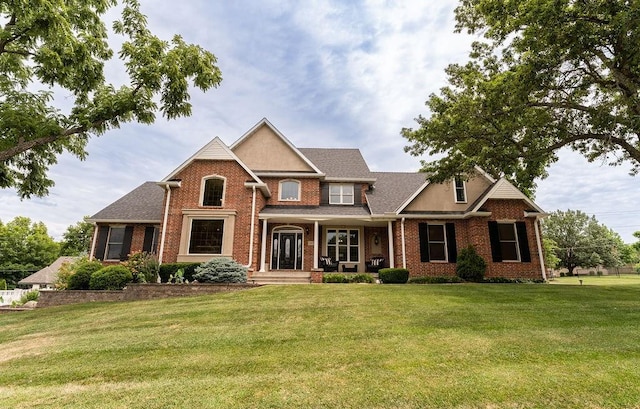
left=1, top=284, right=640, bottom=409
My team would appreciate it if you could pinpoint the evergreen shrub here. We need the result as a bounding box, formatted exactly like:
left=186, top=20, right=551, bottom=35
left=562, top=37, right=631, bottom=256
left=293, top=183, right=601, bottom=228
left=89, top=266, right=133, bottom=290
left=378, top=268, right=410, bottom=284
left=67, top=260, right=104, bottom=290
left=193, top=258, right=247, bottom=283
left=455, top=246, right=487, bottom=282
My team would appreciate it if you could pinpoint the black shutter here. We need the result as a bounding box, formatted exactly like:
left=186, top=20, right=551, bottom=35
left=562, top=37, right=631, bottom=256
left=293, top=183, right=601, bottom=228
left=354, top=183, right=362, bottom=205
left=321, top=184, right=329, bottom=204
left=94, top=226, right=109, bottom=261
left=516, top=222, right=531, bottom=262
left=418, top=223, right=429, bottom=262
left=120, top=226, right=134, bottom=261
left=446, top=223, right=457, bottom=263
left=488, top=221, right=502, bottom=262
left=142, top=226, right=155, bottom=253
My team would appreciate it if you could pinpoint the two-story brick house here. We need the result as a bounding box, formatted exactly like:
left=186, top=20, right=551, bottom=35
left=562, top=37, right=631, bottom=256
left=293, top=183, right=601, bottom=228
left=88, top=118, right=547, bottom=282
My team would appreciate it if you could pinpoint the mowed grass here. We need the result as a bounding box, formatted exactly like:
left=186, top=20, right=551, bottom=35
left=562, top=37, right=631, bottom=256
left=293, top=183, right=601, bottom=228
left=550, top=273, right=640, bottom=286
left=1, top=284, right=640, bottom=409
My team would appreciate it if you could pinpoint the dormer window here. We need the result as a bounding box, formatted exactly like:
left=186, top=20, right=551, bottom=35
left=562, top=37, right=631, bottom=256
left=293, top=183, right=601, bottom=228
left=454, top=177, right=467, bottom=203
left=329, top=183, right=354, bottom=205
left=279, top=180, right=300, bottom=201
left=202, top=177, right=225, bottom=206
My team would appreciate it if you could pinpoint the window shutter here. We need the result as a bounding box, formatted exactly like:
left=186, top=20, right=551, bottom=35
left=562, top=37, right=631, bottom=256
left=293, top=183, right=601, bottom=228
left=354, top=183, right=362, bottom=205
left=321, top=184, right=329, bottom=204
left=516, top=222, right=531, bottom=262
left=488, top=221, right=502, bottom=262
left=142, top=226, right=155, bottom=253
left=418, top=223, right=429, bottom=262
left=446, top=223, right=457, bottom=263
left=94, top=226, right=109, bottom=261
left=120, top=226, right=134, bottom=261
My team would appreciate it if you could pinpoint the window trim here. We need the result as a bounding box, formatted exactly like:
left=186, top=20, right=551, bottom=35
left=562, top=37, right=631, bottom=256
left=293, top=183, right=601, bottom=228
left=497, top=222, right=521, bottom=262
left=279, top=179, right=301, bottom=201
left=105, top=225, right=126, bottom=261
left=329, top=183, right=355, bottom=205
left=200, top=175, right=226, bottom=207
left=188, top=219, right=225, bottom=255
left=325, top=228, right=360, bottom=263
left=426, top=223, right=448, bottom=262
left=177, top=210, right=236, bottom=263
left=453, top=178, right=467, bottom=203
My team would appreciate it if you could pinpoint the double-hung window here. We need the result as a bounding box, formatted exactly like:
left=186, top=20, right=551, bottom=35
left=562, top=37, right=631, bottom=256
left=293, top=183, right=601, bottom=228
left=202, top=177, right=224, bottom=206
left=105, top=226, right=126, bottom=260
left=418, top=223, right=457, bottom=263
left=454, top=178, right=467, bottom=203
left=426, top=224, right=447, bottom=261
left=497, top=223, right=519, bottom=261
left=329, top=184, right=354, bottom=205
left=488, top=221, right=531, bottom=262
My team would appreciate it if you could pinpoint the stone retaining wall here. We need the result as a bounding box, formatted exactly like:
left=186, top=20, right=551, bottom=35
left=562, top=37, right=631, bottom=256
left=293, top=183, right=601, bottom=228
left=37, top=283, right=259, bottom=308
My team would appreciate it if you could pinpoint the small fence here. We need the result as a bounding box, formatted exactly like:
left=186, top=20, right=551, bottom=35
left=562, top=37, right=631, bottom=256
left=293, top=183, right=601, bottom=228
left=0, top=289, right=31, bottom=306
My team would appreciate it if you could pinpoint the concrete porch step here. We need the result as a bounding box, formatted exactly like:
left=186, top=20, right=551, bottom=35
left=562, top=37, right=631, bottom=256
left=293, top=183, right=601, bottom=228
left=249, top=271, right=312, bottom=285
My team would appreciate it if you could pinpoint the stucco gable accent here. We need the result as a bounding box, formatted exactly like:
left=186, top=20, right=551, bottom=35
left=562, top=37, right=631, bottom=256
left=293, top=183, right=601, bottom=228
left=230, top=118, right=323, bottom=174
left=471, top=178, right=545, bottom=213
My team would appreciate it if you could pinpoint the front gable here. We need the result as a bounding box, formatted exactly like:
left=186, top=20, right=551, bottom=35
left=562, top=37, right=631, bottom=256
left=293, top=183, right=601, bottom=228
left=403, top=172, right=493, bottom=212
left=231, top=118, right=321, bottom=174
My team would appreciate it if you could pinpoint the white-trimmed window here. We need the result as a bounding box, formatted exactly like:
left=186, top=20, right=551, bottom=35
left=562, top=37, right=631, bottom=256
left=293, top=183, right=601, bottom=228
left=454, top=177, right=467, bottom=203
left=279, top=180, right=300, bottom=201
left=329, top=183, right=354, bottom=205
left=426, top=224, right=447, bottom=261
left=497, top=223, right=520, bottom=261
left=202, top=177, right=225, bottom=207
left=327, top=229, right=359, bottom=262
left=105, top=226, right=126, bottom=260
left=189, top=220, right=224, bottom=254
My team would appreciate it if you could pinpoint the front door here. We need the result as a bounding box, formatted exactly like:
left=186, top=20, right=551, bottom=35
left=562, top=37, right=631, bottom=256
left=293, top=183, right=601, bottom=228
left=271, top=231, right=303, bottom=270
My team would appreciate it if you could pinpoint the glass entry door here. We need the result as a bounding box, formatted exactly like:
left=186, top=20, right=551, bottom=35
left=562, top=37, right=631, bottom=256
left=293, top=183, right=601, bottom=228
left=271, top=230, right=303, bottom=270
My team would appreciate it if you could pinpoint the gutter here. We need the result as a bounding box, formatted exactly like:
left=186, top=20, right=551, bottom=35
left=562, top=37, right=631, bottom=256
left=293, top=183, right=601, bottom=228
left=533, top=215, right=548, bottom=281
left=401, top=217, right=407, bottom=269
left=157, top=181, right=181, bottom=264
left=89, top=223, right=99, bottom=261
left=246, top=185, right=257, bottom=268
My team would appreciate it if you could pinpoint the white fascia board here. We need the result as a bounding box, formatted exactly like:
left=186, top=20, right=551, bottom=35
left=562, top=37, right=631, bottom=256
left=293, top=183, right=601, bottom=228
left=88, top=219, right=162, bottom=224
left=473, top=166, right=496, bottom=183
left=255, top=171, right=326, bottom=179
left=471, top=178, right=545, bottom=213
left=324, top=177, right=377, bottom=183
left=230, top=118, right=324, bottom=175
left=398, top=211, right=492, bottom=220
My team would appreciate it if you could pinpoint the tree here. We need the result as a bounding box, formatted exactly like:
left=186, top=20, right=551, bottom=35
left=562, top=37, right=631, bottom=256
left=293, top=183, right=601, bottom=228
left=59, top=216, right=94, bottom=256
left=0, top=216, right=59, bottom=287
left=542, top=210, right=624, bottom=275
left=403, top=0, right=640, bottom=195
left=542, top=238, right=560, bottom=271
left=1, top=0, right=222, bottom=198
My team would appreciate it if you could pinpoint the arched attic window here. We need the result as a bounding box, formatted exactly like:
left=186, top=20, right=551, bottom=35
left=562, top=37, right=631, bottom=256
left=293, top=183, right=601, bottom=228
left=201, top=176, right=225, bottom=207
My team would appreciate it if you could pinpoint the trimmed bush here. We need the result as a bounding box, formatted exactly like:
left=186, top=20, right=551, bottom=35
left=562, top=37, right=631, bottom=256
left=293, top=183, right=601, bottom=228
left=350, top=273, right=375, bottom=283
left=158, top=263, right=201, bottom=283
left=193, top=258, right=247, bottom=283
left=455, top=246, right=486, bottom=282
left=67, top=260, right=104, bottom=290
left=408, top=276, right=463, bottom=284
left=89, top=266, right=133, bottom=290
left=378, top=268, right=409, bottom=284
left=323, top=273, right=375, bottom=283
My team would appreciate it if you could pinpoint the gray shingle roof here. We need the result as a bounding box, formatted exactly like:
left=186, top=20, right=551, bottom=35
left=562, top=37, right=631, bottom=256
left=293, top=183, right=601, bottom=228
left=298, top=148, right=374, bottom=180
left=366, top=172, right=428, bottom=214
left=89, top=182, right=164, bottom=222
left=18, top=256, right=78, bottom=286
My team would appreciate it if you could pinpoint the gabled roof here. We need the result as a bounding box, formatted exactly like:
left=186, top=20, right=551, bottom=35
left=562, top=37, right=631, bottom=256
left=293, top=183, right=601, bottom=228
left=161, top=136, right=263, bottom=183
left=366, top=172, right=429, bottom=214
left=89, top=182, right=164, bottom=223
left=231, top=118, right=323, bottom=175
left=298, top=148, right=376, bottom=182
left=471, top=178, right=545, bottom=213
left=18, top=256, right=78, bottom=286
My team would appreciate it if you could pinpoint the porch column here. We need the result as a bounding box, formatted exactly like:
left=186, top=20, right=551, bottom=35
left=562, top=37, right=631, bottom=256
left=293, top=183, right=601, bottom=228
left=313, top=220, right=319, bottom=269
left=259, top=219, right=268, bottom=272
left=387, top=220, right=395, bottom=268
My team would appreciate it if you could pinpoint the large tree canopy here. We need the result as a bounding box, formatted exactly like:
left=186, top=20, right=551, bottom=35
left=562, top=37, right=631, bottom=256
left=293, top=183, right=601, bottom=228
left=0, top=0, right=222, bottom=198
left=403, top=0, right=640, bottom=195
left=542, top=210, right=625, bottom=275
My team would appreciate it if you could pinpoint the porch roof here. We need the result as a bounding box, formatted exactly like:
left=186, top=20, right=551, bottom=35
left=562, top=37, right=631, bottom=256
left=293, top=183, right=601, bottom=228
left=88, top=181, right=164, bottom=223
left=260, top=205, right=371, bottom=218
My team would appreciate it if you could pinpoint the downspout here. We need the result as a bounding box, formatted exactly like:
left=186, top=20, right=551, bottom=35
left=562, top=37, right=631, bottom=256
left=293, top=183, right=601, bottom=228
left=401, top=217, right=407, bottom=269
left=246, top=185, right=257, bottom=268
left=387, top=220, right=395, bottom=268
left=89, top=223, right=98, bottom=261
left=158, top=184, right=173, bottom=265
left=260, top=219, right=267, bottom=272
left=313, top=220, right=319, bottom=269
left=534, top=216, right=547, bottom=280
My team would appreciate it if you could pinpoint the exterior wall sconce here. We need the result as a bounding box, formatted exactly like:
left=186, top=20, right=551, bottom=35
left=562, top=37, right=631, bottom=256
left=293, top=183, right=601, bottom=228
left=305, top=227, right=310, bottom=235
left=374, top=233, right=379, bottom=245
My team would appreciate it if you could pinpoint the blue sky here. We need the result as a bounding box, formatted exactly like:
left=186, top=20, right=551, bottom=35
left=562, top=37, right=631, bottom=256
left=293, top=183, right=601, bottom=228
left=1, top=0, right=638, bottom=243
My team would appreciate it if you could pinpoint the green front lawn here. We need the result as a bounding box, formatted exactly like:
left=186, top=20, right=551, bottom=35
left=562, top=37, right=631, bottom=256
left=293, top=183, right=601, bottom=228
left=550, top=273, right=640, bottom=286
left=2, top=284, right=640, bottom=408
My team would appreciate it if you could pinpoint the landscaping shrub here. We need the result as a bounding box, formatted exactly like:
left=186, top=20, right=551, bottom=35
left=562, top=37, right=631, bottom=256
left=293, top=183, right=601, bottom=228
left=0, top=278, right=6, bottom=290
left=67, top=260, right=104, bottom=290
left=158, top=263, right=201, bottom=283
left=408, top=276, right=463, bottom=284
left=19, top=290, right=39, bottom=303
left=323, top=273, right=375, bottom=283
left=193, top=258, right=247, bottom=283
left=378, top=268, right=409, bottom=284
left=455, top=246, right=486, bottom=282
left=89, top=266, right=133, bottom=290
left=122, top=251, right=159, bottom=283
